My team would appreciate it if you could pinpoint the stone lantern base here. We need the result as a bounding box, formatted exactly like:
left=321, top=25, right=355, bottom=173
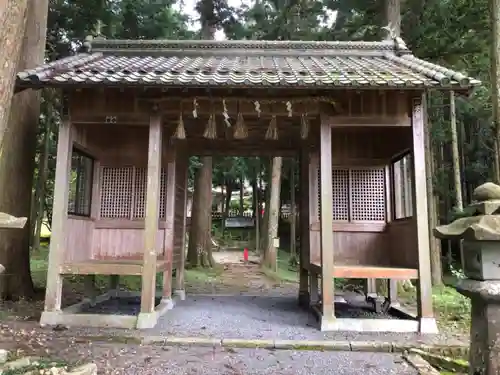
left=456, top=279, right=500, bottom=375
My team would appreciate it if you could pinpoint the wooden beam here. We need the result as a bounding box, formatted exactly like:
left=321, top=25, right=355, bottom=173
left=319, top=115, right=335, bottom=323
left=411, top=96, right=434, bottom=320
left=307, top=263, right=419, bottom=280
left=162, top=148, right=176, bottom=300
left=43, top=117, right=72, bottom=313
left=140, top=108, right=163, bottom=314
left=327, top=115, right=410, bottom=127
left=59, top=260, right=167, bottom=275
left=137, top=98, right=322, bottom=117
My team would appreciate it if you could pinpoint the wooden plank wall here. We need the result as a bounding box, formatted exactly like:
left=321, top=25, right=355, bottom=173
left=310, top=126, right=417, bottom=268
left=63, top=122, right=180, bottom=263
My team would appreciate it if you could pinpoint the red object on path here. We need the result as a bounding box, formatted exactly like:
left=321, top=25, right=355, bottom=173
left=243, top=248, right=249, bottom=262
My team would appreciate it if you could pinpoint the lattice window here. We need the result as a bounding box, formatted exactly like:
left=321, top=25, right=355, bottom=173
left=159, top=169, right=167, bottom=219
left=332, top=169, right=349, bottom=221
left=350, top=169, right=386, bottom=221
left=133, top=168, right=146, bottom=219
left=316, top=165, right=321, bottom=219
left=316, top=164, right=386, bottom=222
left=100, top=166, right=167, bottom=220
left=100, top=167, right=133, bottom=218
left=68, top=149, right=94, bottom=216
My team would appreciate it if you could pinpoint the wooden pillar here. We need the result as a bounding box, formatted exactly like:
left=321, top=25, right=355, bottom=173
left=174, top=156, right=188, bottom=300
left=290, top=158, right=297, bottom=261
left=298, top=149, right=310, bottom=306
left=319, top=116, right=335, bottom=327
left=138, top=109, right=162, bottom=324
left=162, top=148, right=176, bottom=304
left=411, top=96, right=438, bottom=333
left=41, top=118, right=72, bottom=319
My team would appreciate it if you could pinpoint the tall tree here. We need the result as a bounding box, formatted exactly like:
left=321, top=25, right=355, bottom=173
left=0, top=2, right=29, bottom=152
left=263, top=157, right=282, bottom=271
left=491, top=0, right=500, bottom=183
left=450, top=91, right=464, bottom=212
left=0, top=0, right=49, bottom=299
left=186, top=0, right=224, bottom=268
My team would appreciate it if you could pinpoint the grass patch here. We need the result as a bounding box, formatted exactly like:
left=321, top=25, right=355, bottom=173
left=398, top=282, right=471, bottom=333
left=432, top=284, right=471, bottom=332
left=410, top=349, right=468, bottom=374
left=260, top=249, right=300, bottom=284
left=2, top=358, right=68, bottom=375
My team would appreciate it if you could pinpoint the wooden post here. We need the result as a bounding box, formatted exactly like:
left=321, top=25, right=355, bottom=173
left=298, top=149, right=310, bottom=306
left=319, top=116, right=335, bottom=327
left=290, top=157, right=297, bottom=262
left=411, top=96, right=438, bottom=333
left=41, top=117, right=72, bottom=319
left=162, top=148, right=176, bottom=305
left=174, top=156, right=188, bottom=300
left=255, top=158, right=260, bottom=252
left=138, top=109, right=162, bottom=325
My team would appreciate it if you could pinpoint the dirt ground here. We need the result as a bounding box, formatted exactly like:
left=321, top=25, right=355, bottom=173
left=0, top=253, right=300, bottom=373
left=0, top=251, right=468, bottom=374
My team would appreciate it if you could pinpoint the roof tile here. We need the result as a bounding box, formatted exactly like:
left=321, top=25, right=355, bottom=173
left=15, top=38, right=481, bottom=90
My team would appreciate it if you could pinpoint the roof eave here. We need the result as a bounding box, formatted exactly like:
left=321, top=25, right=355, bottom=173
left=13, top=80, right=480, bottom=93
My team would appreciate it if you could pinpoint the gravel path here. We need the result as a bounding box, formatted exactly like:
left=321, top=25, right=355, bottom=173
left=148, top=295, right=403, bottom=339
left=84, top=344, right=417, bottom=375
left=0, top=327, right=417, bottom=375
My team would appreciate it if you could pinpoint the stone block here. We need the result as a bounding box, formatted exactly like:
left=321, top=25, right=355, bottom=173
left=350, top=341, right=392, bottom=352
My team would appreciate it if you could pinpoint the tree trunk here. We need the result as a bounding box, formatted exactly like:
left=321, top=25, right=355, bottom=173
left=385, top=0, right=401, bottom=35
left=222, top=181, right=232, bottom=234
left=263, top=157, right=282, bottom=271
left=0, top=1, right=28, bottom=146
left=383, top=0, right=404, bottom=296
left=424, top=94, right=443, bottom=286
left=186, top=8, right=215, bottom=267
left=32, top=114, right=52, bottom=251
left=260, top=160, right=271, bottom=253
left=450, top=91, right=464, bottom=211
left=187, top=156, right=214, bottom=267
left=0, top=0, right=48, bottom=299
left=239, top=176, right=244, bottom=215
left=491, top=0, right=500, bottom=182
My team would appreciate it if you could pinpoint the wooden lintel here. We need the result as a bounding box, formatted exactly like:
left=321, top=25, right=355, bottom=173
left=326, top=115, right=410, bottom=127
left=136, top=97, right=324, bottom=117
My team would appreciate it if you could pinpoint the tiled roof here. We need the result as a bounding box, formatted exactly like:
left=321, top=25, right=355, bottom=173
left=15, top=37, right=481, bottom=90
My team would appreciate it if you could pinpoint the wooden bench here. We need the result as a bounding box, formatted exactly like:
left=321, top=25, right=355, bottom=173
left=59, top=259, right=168, bottom=276
left=308, top=262, right=418, bottom=280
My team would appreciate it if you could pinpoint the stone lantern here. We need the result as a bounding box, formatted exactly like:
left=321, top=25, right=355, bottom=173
left=0, top=213, right=27, bottom=275
left=434, top=182, right=500, bottom=375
